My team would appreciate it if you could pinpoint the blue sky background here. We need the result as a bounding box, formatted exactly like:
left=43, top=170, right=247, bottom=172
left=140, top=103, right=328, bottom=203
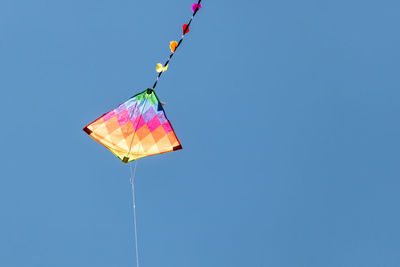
left=1, top=0, right=399, bottom=266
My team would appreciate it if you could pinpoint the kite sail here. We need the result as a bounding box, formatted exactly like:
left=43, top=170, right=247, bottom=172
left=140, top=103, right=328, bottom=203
left=83, top=89, right=182, bottom=163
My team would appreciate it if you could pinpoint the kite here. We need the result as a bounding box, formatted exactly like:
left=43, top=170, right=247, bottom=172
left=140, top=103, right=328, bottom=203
left=83, top=1, right=202, bottom=163
left=83, top=89, right=181, bottom=163
left=83, top=1, right=203, bottom=267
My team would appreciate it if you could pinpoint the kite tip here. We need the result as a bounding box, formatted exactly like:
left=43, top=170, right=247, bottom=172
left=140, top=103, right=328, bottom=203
left=173, top=144, right=183, bottom=151
left=83, top=127, right=92, bottom=135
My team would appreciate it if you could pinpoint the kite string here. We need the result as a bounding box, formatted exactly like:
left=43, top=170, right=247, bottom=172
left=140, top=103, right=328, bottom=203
left=129, top=161, right=140, bottom=267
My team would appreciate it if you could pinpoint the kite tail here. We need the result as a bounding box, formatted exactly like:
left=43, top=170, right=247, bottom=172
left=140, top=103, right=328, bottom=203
left=152, top=0, right=203, bottom=90
left=130, top=162, right=140, bottom=267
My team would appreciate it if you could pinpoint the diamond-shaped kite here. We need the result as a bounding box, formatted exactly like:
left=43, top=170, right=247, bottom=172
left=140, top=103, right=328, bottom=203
left=83, top=89, right=182, bottom=163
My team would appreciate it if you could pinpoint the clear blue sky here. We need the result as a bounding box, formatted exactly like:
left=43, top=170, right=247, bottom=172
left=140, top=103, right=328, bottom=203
left=1, top=0, right=399, bottom=266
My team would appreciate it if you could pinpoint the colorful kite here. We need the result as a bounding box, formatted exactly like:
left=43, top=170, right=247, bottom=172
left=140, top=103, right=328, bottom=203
left=83, top=1, right=202, bottom=163
left=83, top=89, right=182, bottom=163
left=83, top=2, right=203, bottom=267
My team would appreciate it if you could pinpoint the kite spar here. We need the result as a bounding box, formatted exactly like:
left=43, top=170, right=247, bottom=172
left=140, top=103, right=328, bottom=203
left=83, top=1, right=203, bottom=266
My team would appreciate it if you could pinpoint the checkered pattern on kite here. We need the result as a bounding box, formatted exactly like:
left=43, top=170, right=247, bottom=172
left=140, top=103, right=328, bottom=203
left=83, top=89, right=182, bottom=163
